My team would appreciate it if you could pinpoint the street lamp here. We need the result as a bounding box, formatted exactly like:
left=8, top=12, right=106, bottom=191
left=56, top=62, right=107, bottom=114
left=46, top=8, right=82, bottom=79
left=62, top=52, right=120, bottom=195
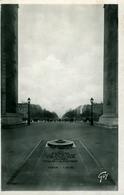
left=27, top=97, right=31, bottom=125
left=90, top=97, right=94, bottom=126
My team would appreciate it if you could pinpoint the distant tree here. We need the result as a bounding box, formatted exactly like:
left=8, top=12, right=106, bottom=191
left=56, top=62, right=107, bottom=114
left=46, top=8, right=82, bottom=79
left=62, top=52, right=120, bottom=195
left=29, top=104, right=59, bottom=121
left=62, top=109, right=76, bottom=121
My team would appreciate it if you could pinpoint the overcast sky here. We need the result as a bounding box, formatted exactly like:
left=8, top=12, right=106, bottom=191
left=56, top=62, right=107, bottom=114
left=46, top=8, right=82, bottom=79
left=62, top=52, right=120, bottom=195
left=18, top=4, right=104, bottom=117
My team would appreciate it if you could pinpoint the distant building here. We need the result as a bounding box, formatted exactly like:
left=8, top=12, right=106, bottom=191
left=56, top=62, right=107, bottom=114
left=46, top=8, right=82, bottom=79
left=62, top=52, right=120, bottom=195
left=82, top=103, right=103, bottom=115
left=75, top=105, right=83, bottom=115
left=81, top=103, right=103, bottom=121
left=76, top=103, right=103, bottom=116
left=17, top=103, right=28, bottom=119
left=17, top=103, right=42, bottom=120
left=93, top=103, right=103, bottom=115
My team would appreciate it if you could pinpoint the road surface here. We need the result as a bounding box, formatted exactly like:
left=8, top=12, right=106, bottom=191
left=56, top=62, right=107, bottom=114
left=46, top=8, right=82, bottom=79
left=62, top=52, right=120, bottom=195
left=2, top=121, right=118, bottom=190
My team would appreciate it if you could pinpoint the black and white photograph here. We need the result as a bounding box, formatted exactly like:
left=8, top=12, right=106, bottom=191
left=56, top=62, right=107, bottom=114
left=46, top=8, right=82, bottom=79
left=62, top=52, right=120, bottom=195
left=1, top=2, right=119, bottom=191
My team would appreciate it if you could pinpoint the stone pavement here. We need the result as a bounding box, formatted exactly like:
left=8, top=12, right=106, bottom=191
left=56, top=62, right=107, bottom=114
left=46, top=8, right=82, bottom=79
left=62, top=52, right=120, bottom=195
left=1, top=121, right=118, bottom=190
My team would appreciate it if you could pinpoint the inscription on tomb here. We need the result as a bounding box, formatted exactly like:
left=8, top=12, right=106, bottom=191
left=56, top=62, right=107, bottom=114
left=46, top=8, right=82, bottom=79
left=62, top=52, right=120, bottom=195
left=43, top=151, right=78, bottom=162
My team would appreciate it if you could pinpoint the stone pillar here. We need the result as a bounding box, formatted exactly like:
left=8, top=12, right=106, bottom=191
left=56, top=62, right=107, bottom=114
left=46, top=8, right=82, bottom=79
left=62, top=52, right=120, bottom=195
left=1, top=5, right=22, bottom=127
left=98, top=5, right=118, bottom=128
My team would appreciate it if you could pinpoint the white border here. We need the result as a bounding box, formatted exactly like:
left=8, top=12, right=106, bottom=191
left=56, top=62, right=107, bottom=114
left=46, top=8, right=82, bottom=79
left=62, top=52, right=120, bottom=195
left=0, top=0, right=124, bottom=194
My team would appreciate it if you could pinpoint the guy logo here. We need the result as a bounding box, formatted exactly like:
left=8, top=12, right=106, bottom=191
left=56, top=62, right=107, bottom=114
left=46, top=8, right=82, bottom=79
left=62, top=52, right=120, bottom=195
left=98, top=171, right=109, bottom=183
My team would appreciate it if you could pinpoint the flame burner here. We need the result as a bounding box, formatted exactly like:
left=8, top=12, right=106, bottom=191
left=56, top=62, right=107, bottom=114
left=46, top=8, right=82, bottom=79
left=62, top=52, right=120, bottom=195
left=46, top=139, right=75, bottom=149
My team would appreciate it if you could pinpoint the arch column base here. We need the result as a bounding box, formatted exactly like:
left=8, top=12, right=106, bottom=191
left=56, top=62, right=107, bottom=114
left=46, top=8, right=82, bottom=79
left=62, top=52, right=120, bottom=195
left=1, top=113, right=25, bottom=128
left=97, top=114, right=118, bottom=129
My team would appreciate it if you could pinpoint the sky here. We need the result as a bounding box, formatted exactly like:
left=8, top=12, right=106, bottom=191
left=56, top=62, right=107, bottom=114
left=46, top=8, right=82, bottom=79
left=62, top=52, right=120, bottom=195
left=18, top=4, right=104, bottom=117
